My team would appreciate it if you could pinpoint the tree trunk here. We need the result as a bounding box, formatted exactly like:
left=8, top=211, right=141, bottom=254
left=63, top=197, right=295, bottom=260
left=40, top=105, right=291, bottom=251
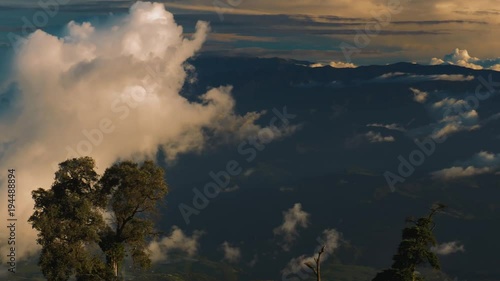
left=107, top=255, right=119, bottom=280
left=113, top=260, right=118, bottom=278
left=304, top=245, right=325, bottom=281
left=316, top=246, right=325, bottom=281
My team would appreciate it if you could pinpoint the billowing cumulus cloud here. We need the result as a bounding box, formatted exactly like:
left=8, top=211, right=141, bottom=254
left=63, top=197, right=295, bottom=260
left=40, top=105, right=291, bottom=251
left=148, top=226, right=203, bottom=263
left=0, top=1, right=295, bottom=261
left=431, top=49, right=500, bottom=71
left=273, top=203, right=310, bottom=251
left=431, top=241, right=465, bottom=255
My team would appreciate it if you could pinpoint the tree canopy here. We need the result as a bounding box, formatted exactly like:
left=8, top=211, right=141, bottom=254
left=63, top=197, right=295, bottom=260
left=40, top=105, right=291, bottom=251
left=372, top=204, right=446, bottom=281
left=29, top=157, right=168, bottom=281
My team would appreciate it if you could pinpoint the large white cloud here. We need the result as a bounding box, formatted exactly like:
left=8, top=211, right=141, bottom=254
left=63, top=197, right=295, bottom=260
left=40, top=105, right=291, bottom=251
left=431, top=48, right=500, bottom=71
left=0, top=1, right=295, bottom=261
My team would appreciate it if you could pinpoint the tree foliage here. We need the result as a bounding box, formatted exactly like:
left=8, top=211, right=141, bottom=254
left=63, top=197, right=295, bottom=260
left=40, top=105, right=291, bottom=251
left=29, top=157, right=168, bottom=281
left=99, top=160, right=168, bottom=277
left=372, top=204, right=446, bottom=281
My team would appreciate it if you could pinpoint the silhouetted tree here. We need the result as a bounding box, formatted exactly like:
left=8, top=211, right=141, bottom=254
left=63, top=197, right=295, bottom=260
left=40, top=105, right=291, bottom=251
left=372, top=203, right=446, bottom=281
left=30, top=157, right=107, bottom=281
left=304, top=245, right=326, bottom=281
left=30, top=157, right=168, bottom=281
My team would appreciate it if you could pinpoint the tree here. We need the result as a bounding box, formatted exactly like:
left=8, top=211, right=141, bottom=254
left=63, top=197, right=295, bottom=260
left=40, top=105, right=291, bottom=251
left=372, top=204, right=446, bottom=281
left=30, top=157, right=168, bottom=281
left=304, top=245, right=326, bottom=281
left=30, top=157, right=107, bottom=281
left=98, top=160, right=168, bottom=279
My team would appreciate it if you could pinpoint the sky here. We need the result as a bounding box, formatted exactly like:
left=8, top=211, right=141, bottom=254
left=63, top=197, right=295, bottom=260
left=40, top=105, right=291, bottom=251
left=0, top=0, right=499, bottom=275
left=0, top=1, right=299, bottom=261
left=0, top=0, right=499, bottom=65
